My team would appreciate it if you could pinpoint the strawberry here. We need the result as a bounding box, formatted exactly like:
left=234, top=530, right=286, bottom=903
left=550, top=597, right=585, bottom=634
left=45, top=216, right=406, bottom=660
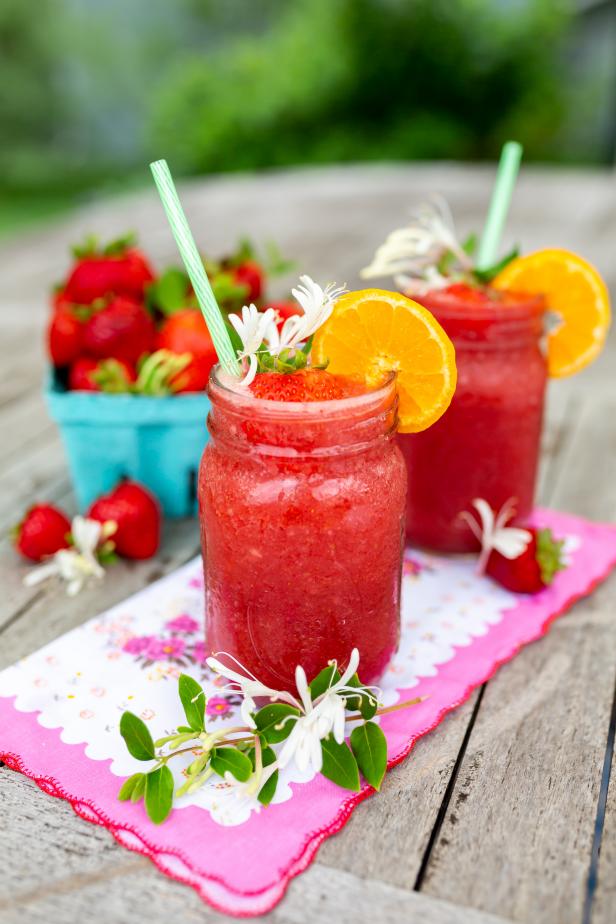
left=250, top=369, right=360, bottom=402
left=47, top=309, right=84, bottom=366
left=486, top=527, right=565, bottom=594
left=13, top=504, right=72, bottom=562
left=265, top=299, right=303, bottom=332
left=82, top=297, right=155, bottom=364
left=87, top=481, right=160, bottom=560
left=64, top=234, right=155, bottom=305
left=156, top=309, right=218, bottom=391
left=69, top=357, right=136, bottom=392
left=233, top=260, right=264, bottom=302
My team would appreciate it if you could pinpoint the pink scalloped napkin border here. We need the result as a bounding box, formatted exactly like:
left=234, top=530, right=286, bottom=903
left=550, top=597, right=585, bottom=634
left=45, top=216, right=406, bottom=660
left=2, top=508, right=616, bottom=916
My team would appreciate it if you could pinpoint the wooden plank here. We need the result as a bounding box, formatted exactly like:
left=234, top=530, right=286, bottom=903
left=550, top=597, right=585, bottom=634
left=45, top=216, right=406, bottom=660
left=418, top=393, right=616, bottom=924
left=0, top=389, right=56, bottom=468
left=593, top=728, right=616, bottom=923
left=318, top=695, right=480, bottom=887
left=0, top=774, right=513, bottom=924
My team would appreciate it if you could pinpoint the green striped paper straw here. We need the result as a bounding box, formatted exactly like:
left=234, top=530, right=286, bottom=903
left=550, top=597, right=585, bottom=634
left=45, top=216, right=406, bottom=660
left=150, top=160, right=240, bottom=376
left=476, top=141, right=523, bottom=271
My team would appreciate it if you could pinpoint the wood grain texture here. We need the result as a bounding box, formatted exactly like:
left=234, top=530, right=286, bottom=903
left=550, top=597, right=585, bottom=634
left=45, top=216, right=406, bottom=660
left=593, top=732, right=616, bottom=923
left=0, top=164, right=615, bottom=924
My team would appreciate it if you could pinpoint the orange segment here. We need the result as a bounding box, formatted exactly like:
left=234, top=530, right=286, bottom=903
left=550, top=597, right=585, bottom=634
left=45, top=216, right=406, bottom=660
left=492, top=249, right=611, bottom=378
left=312, top=289, right=457, bottom=433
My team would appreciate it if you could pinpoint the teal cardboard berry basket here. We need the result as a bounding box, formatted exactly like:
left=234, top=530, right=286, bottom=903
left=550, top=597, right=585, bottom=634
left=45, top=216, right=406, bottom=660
left=45, top=375, right=211, bottom=517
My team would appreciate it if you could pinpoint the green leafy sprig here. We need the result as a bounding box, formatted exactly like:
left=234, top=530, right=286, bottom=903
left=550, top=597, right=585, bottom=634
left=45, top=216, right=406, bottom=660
left=118, top=654, right=425, bottom=825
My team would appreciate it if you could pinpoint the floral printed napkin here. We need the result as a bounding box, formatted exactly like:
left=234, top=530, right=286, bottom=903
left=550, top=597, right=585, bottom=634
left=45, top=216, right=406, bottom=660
left=1, top=509, right=615, bottom=915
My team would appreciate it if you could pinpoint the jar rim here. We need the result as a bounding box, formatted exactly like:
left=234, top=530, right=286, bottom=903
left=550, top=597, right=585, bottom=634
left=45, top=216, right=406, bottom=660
left=208, top=367, right=397, bottom=422
left=416, top=288, right=546, bottom=324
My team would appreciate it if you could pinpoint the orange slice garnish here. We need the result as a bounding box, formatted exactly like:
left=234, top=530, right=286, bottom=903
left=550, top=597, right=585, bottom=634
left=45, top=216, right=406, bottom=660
left=493, top=248, right=611, bottom=378
left=312, top=289, right=456, bottom=433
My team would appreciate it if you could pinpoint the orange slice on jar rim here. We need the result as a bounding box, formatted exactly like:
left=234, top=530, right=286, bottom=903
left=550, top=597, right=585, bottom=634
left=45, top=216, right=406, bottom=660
left=311, top=289, right=457, bottom=434
left=492, top=248, right=611, bottom=378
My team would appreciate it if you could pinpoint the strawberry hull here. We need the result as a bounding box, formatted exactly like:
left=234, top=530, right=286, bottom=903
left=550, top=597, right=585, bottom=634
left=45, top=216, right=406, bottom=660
left=45, top=373, right=210, bottom=517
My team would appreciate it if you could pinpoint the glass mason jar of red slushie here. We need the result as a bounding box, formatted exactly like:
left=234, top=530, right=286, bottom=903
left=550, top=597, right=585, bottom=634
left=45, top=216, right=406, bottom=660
left=199, top=369, right=406, bottom=689
left=399, top=285, right=547, bottom=552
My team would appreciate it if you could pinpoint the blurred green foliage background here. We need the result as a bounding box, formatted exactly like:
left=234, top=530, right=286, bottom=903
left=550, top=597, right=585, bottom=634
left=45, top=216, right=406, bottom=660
left=1, top=0, right=614, bottom=235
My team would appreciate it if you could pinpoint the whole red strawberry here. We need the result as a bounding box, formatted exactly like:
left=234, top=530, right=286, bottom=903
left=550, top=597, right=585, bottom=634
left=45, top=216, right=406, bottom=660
left=156, top=309, right=217, bottom=391
left=64, top=234, right=155, bottom=304
left=69, top=357, right=136, bottom=392
left=14, top=504, right=72, bottom=562
left=87, top=481, right=160, bottom=560
left=233, top=260, right=264, bottom=302
left=47, top=309, right=84, bottom=366
left=83, top=297, right=155, bottom=364
left=486, top=527, right=565, bottom=594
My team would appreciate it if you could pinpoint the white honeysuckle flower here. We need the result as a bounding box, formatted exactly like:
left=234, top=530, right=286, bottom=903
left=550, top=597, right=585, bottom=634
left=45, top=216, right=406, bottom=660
left=23, top=515, right=113, bottom=596
left=207, top=648, right=373, bottom=778
left=229, top=304, right=277, bottom=385
left=206, top=654, right=302, bottom=710
left=277, top=648, right=361, bottom=773
left=460, top=498, right=532, bottom=575
left=284, top=275, right=346, bottom=348
left=360, top=197, right=473, bottom=294
left=266, top=274, right=346, bottom=354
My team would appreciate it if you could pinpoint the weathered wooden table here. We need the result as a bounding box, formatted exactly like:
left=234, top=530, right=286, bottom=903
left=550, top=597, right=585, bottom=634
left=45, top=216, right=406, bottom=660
left=1, top=165, right=615, bottom=924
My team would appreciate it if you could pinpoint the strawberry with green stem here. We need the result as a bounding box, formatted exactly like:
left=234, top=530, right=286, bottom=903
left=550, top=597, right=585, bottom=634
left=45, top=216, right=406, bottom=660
left=64, top=233, right=155, bottom=304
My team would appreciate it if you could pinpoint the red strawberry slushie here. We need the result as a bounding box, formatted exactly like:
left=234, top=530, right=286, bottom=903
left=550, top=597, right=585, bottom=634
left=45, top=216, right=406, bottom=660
left=199, top=369, right=406, bottom=688
left=400, top=284, right=547, bottom=552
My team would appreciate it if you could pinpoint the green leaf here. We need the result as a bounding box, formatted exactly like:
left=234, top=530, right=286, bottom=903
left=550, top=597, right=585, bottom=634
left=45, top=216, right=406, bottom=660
left=102, top=231, right=137, bottom=256
left=536, top=528, right=566, bottom=585
left=248, top=744, right=279, bottom=806
left=177, top=725, right=195, bottom=734
left=130, top=773, right=147, bottom=803
left=473, top=245, right=520, bottom=283
left=145, top=765, right=175, bottom=825
left=265, top=240, right=296, bottom=276
left=320, top=736, right=360, bottom=792
left=210, top=747, right=253, bottom=782
left=119, top=712, right=156, bottom=761
left=178, top=674, right=206, bottom=732
left=152, top=267, right=191, bottom=315
left=254, top=703, right=300, bottom=743
left=118, top=772, right=145, bottom=802
left=462, top=232, right=478, bottom=256
left=350, top=722, right=387, bottom=791
left=309, top=664, right=340, bottom=700
left=345, top=674, right=378, bottom=719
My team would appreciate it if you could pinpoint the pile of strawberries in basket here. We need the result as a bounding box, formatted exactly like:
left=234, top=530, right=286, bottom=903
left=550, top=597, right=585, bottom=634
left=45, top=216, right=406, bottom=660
left=48, top=234, right=298, bottom=394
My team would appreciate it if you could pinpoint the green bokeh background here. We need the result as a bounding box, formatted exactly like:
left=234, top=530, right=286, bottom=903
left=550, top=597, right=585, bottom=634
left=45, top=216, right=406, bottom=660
left=1, top=0, right=614, bottom=236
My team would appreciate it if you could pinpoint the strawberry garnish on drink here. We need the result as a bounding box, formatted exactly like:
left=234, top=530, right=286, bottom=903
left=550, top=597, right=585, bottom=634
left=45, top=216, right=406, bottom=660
left=64, top=234, right=155, bottom=304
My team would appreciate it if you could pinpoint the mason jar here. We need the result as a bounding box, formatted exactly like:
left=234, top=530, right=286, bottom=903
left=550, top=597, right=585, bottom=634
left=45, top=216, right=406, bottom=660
left=199, top=369, right=406, bottom=688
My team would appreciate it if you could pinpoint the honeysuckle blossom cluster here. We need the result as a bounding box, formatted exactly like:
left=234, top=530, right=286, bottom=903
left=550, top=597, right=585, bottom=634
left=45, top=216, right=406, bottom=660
left=207, top=648, right=367, bottom=776
left=23, top=516, right=117, bottom=596
left=117, top=649, right=425, bottom=824
left=229, top=274, right=346, bottom=385
left=460, top=497, right=532, bottom=575
left=361, top=197, right=474, bottom=294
